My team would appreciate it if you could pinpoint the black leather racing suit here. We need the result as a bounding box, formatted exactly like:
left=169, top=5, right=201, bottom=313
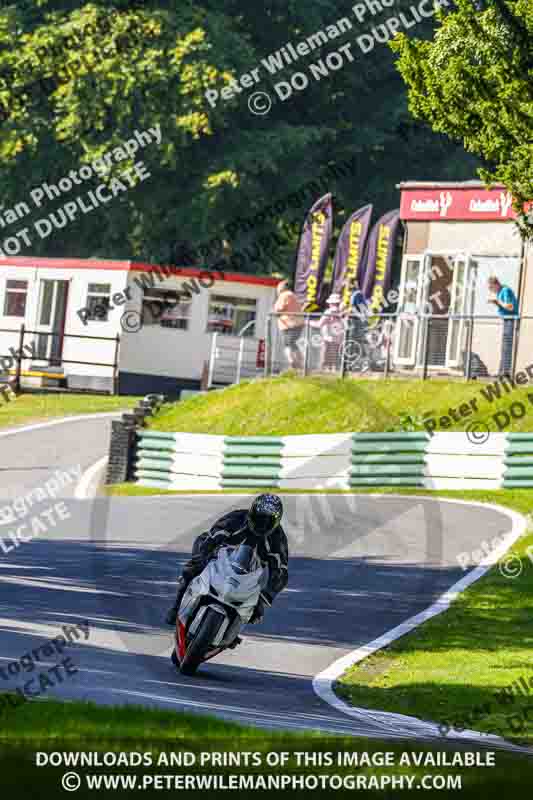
left=178, top=509, right=289, bottom=609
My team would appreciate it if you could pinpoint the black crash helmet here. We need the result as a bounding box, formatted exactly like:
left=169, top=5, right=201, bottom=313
left=247, top=494, right=283, bottom=538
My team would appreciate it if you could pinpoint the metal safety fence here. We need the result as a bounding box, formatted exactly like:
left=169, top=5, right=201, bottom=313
left=0, top=324, right=120, bottom=394
left=207, top=331, right=266, bottom=388
left=265, top=312, right=531, bottom=381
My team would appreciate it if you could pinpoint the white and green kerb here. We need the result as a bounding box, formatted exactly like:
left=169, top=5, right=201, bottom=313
left=133, top=430, right=525, bottom=491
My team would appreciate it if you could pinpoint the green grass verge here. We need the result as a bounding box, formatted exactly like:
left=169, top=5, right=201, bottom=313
left=104, top=483, right=184, bottom=496
left=0, top=698, right=532, bottom=796
left=0, top=697, right=275, bottom=741
left=146, top=374, right=533, bottom=435
left=335, top=488, right=533, bottom=744
left=0, top=392, right=135, bottom=429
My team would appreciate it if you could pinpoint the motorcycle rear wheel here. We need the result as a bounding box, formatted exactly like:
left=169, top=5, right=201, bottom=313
left=180, top=608, right=224, bottom=676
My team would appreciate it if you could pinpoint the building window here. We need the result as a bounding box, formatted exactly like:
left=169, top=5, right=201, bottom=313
left=86, top=283, right=111, bottom=321
left=3, top=280, right=28, bottom=317
left=142, top=288, right=192, bottom=330
left=471, top=256, right=520, bottom=316
left=206, top=294, right=257, bottom=336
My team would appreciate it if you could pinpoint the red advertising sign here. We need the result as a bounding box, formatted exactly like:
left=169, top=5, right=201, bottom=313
left=400, top=187, right=531, bottom=221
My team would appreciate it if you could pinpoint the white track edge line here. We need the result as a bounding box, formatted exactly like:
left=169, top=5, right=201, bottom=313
left=75, top=456, right=109, bottom=500
left=313, top=499, right=529, bottom=749
left=0, top=411, right=122, bottom=440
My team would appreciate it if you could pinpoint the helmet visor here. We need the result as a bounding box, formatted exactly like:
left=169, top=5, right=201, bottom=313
left=248, top=510, right=279, bottom=537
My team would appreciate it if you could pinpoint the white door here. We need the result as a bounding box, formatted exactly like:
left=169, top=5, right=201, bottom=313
left=35, top=280, right=69, bottom=365
left=446, top=256, right=477, bottom=368
left=394, top=255, right=428, bottom=366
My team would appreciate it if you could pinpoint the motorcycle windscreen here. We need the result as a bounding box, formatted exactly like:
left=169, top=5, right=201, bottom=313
left=214, top=548, right=268, bottom=594
left=229, top=543, right=256, bottom=574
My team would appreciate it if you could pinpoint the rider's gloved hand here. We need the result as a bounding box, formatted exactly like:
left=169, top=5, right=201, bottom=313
left=250, top=597, right=265, bottom=624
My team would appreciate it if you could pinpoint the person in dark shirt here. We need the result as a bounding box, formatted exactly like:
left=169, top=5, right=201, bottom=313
left=488, top=276, right=519, bottom=376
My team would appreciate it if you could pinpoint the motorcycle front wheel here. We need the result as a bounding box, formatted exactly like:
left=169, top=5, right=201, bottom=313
left=180, top=607, right=224, bottom=676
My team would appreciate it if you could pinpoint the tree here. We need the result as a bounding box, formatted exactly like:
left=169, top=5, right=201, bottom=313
left=391, top=0, right=533, bottom=237
left=0, top=1, right=480, bottom=266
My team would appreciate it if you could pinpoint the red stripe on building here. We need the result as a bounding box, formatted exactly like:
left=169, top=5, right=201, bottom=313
left=0, top=257, right=132, bottom=270
left=0, top=257, right=279, bottom=287
left=131, top=263, right=279, bottom=286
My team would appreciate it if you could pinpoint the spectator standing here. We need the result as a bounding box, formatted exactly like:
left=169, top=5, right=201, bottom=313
left=273, top=280, right=304, bottom=370
left=488, top=276, right=518, bottom=376
left=343, top=281, right=369, bottom=372
left=319, top=293, right=344, bottom=372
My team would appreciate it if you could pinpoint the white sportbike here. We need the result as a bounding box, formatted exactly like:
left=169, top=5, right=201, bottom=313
left=172, top=542, right=269, bottom=676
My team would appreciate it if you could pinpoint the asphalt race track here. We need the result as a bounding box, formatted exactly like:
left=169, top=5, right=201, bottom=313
left=0, top=416, right=523, bottom=743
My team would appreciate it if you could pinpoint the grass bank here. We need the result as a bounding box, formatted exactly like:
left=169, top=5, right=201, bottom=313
left=146, top=375, right=533, bottom=435
left=335, top=488, right=533, bottom=745
left=0, top=392, right=135, bottom=429
left=0, top=698, right=532, bottom=796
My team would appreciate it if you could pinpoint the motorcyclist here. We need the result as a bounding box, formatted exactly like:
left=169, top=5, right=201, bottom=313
left=165, top=494, right=288, bottom=626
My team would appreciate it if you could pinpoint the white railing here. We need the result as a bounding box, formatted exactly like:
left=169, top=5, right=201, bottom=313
left=207, top=320, right=264, bottom=388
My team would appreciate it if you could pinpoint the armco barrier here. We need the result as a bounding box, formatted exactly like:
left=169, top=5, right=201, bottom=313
left=131, top=431, right=525, bottom=491
left=350, top=433, right=428, bottom=488
left=503, top=433, right=533, bottom=488
left=424, top=432, right=507, bottom=491
left=222, top=437, right=284, bottom=488
left=135, top=431, right=224, bottom=490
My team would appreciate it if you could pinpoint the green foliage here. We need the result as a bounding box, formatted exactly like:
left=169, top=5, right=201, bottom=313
left=392, top=411, right=430, bottom=432
left=0, top=1, right=478, bottom=263
left=392, top=0, right=533, bottom=237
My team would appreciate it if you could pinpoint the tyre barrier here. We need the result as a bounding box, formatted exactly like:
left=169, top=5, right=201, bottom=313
left=106, top=394, right=166, bottom=485
left=132, top=430, right=522, bottom=491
